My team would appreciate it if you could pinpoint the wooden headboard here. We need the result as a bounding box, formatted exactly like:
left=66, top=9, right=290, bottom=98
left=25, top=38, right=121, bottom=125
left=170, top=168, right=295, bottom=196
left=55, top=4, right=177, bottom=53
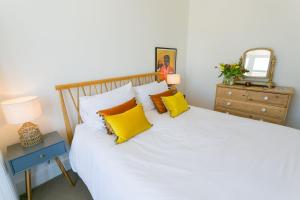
left=55, top=72, right=159, bottom=144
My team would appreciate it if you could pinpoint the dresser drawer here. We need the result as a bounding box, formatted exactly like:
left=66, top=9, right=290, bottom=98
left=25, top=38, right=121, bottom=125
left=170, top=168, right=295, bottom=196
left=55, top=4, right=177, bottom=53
left=216, top=106, right=284, bottom=125
left=216, top=98, right=249, bottom=113
left=247, top=91, right=289, bottom=107
left=10, top=141, right=66, bottom=174
left=216, top=106, right=252, bottom=118
left=217, top=87, right=247, bottom=101
left=216, top=98, right=286, bottom=119
left=248, top=103, right=286, bottom=119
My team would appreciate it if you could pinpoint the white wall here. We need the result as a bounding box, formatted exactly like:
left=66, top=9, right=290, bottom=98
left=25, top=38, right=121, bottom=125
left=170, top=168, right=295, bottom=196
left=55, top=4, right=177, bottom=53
left=186, top=0, right=300, bottom=129
left=0, top=0, right=189, bottom=193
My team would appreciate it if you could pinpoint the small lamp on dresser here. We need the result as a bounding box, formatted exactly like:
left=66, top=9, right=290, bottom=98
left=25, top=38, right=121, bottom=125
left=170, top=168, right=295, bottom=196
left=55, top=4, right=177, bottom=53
left=167, top=74, right=181, bottom=92
left=1, top=96, right=43, bottom=148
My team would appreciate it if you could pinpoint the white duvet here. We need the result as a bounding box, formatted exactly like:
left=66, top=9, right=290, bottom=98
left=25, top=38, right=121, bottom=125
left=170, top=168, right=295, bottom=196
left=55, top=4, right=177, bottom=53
left=69, top=106, right=300, bottom=200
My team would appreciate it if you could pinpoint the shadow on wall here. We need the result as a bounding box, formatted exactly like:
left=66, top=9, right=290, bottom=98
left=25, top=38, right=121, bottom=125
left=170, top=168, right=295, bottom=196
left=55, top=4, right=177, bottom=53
left=0, top=108, right=6, bottom=127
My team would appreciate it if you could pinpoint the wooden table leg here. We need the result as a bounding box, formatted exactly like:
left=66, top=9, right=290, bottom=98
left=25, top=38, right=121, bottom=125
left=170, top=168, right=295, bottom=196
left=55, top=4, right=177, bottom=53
left=55, top=157, right=75, bottom=186
left=25, top=169, right=32, bottom=200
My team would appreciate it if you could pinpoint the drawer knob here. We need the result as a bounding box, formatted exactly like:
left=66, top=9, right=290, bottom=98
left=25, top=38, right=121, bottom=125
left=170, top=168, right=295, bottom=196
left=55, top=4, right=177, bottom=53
left=227, top=91, right=232, bottom=95
left=226, top=102, right=231, bottom=106
left=261, top=108, right=267, bottom=113
left=39, top=154, right=46, bottom=159
left=264, top=96, right=269, bottom=101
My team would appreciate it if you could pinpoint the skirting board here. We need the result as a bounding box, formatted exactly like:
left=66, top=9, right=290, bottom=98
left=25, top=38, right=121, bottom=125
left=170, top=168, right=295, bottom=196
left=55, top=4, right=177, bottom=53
left=12, top=154, right=71, bottom=195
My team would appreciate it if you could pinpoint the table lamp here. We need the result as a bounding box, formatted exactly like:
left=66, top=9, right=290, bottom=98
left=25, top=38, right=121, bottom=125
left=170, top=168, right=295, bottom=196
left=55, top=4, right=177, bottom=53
left=1, top=96, right=43, bottom=148
left=167, top=74, right=181, bottom=92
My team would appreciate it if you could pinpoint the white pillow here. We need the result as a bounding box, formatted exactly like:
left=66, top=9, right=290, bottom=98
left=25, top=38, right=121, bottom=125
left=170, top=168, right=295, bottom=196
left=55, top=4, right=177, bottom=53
left=80, top=82, right=135, bottom=130
left=134, top=81, right=168, bottom=111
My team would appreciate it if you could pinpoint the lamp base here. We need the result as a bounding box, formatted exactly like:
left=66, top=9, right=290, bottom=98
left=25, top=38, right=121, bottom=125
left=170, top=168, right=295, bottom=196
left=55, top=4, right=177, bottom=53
left=18, top=122, right=43, bottom=148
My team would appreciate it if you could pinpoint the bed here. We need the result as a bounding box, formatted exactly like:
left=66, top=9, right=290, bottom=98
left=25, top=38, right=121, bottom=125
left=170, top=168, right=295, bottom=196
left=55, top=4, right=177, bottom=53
left=55, top=73, right=300, bottom=200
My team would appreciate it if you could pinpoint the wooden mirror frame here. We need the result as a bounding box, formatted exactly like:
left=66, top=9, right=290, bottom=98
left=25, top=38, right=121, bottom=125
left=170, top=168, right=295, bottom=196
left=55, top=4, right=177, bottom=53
left=236, top=48, right=276, bottom=88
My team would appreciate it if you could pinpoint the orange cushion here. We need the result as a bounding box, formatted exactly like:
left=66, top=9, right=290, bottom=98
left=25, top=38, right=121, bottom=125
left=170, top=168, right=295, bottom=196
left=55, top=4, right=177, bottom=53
left=97, top=98, right=137, bottom=134
left=97, top=98, right=137, bottom=116
left=150, top=90, right=174, bottom=113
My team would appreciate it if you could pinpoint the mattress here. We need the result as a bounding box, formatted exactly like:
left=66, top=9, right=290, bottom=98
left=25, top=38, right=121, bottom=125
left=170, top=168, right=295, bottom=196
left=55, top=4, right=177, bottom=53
left=69, top=106, right=300, bottom=200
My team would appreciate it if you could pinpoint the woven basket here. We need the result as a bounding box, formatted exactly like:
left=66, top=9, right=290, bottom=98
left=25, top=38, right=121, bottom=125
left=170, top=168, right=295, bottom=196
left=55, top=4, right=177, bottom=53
left=18, top=122, right=43, bottom=148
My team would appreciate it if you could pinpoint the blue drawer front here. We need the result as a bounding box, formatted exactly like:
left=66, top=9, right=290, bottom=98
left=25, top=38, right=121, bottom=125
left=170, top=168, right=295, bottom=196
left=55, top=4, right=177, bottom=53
left=10, top=142, right=66, bottom=175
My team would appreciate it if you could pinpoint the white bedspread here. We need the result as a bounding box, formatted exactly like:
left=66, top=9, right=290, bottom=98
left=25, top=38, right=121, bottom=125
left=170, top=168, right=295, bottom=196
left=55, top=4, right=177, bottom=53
left=69, top=106, right=300, bottom=200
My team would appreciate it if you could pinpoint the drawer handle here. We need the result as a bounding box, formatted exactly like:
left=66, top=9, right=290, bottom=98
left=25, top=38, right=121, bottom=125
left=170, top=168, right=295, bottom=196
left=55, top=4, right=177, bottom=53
left=39, top=154, right=46, bottom=159
left=226, top=102, right=231, bottom=106
left=263, top=96, right=269, bottom=101
left=227, top=91, right=232, bottom=96
left=261, top=108, right=267, bottom=113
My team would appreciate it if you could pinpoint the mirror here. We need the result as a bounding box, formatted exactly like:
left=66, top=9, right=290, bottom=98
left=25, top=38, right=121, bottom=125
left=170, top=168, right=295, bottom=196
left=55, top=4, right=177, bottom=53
left=244, top=49, right=271, bottom=78
left=236, top=48, right=275, bottom=88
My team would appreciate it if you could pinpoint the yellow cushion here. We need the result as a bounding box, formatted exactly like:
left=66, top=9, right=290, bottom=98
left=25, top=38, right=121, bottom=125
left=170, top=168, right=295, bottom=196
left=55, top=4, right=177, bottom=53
left=162, top=92, right=189, bottom=117
left=104, top=104, right=152, bottom=144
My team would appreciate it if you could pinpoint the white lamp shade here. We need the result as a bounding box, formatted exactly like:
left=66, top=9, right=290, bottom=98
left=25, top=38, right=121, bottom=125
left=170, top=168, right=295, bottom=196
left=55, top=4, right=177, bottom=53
left=1, top=96, right=42, bottom=124
left=167, top=74, right=181, bottom=85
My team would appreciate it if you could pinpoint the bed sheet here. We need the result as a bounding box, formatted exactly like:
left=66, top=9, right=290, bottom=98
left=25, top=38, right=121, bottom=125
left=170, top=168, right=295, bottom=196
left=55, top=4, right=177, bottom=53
left=69, top=106, right=300, bottom=200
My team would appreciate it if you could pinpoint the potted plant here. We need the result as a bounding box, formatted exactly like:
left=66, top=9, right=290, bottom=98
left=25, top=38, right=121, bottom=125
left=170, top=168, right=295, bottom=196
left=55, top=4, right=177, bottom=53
left=216, top=61, right=248, bottom=85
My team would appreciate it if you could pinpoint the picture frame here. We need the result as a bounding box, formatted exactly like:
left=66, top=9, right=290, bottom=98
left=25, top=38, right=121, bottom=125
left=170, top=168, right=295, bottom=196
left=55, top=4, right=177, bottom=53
left=155, top=47, right=177, bottom=81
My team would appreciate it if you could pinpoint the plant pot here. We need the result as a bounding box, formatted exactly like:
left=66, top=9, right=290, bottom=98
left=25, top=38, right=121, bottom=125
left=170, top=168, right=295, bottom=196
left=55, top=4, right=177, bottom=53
left=223, top=77, right=235, bottom=86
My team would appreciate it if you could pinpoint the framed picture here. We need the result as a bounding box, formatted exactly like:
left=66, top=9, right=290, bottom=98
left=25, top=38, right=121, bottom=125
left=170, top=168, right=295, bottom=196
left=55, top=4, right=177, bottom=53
left=155, top=47, right=177, bottom=81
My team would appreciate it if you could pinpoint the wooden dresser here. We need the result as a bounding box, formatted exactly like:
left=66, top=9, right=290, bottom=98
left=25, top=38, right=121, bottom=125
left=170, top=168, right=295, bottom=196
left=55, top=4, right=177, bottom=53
left=214, top=84, right=294, bottom=125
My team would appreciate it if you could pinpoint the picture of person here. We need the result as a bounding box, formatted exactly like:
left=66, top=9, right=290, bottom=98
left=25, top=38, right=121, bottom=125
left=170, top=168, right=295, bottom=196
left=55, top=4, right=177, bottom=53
left=155, top=47, right=177, bottom=81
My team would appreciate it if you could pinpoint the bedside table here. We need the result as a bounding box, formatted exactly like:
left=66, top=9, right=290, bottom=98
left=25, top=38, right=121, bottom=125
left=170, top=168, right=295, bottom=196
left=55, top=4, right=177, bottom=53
left=6, top=131, right=74, bottom=200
